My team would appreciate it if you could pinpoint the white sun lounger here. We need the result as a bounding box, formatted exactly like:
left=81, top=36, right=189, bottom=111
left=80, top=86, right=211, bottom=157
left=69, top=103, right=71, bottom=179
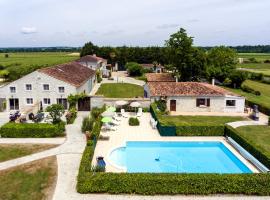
left=104, top=123, right=117, bottom=131
left=121, top=109, right=128, bottom=118
left=113, top=113, right=121, bottom=121
left=136, top=108, right=143, bottom=117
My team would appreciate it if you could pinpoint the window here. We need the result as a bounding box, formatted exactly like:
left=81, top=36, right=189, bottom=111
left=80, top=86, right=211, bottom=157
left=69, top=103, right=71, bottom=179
left=26, top=98, right=33, bottom=105
left=25, top=84, right=32, bottom=91
left=226, top=100, right=236, bottom=107
left=43, top=98, right=51, bottom=105
left=10, top=86, right=16, bottom=93
left=58, top=86, right=65, bottom=93
left=196, top=98, right=210, bottom=107
left=43, top=84, right=49, bottom=91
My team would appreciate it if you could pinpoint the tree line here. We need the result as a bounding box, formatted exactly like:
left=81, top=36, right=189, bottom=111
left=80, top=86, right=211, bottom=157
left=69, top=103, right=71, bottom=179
left=81, top=28, right=247, bottom=87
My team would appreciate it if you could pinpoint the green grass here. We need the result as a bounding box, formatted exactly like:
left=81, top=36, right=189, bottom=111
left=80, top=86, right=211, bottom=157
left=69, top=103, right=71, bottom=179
left=0, top=144, right=58, bottom=162
left=159, top=115, right=245, bottom=126
left=0, top=156, right=57, bottom=200
left=238, top=53, right=270, bottom=62
left=0, top=52, right=79, bottom=81
left=236, top=125, right=270, bottom=158
left=226, top=80, right=270, bottom=109
left=96, top=83, right=144, bottom=98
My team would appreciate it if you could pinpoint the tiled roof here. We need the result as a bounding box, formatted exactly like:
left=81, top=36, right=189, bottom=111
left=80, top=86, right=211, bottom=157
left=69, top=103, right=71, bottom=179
left=147, top=82, right=240, bottom=97
left=39, top=62, right=96, bottom=87
left=145, top=73, right=175, bottom=82
left=77, top=55, right=107, bottom=63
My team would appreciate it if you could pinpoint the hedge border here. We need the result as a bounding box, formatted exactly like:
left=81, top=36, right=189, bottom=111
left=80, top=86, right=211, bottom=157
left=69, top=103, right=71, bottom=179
left=77, top=138, right=270, bottom=195
left=225, top=125, right=270, bottom=169
left=150, top=103, right=225, bottom=137
left=0, top=122, right=65, bottom=138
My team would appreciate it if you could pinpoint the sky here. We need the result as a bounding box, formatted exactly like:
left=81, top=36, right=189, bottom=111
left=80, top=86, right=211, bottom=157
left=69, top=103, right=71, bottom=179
left=0, top=0, right=270, bottom=47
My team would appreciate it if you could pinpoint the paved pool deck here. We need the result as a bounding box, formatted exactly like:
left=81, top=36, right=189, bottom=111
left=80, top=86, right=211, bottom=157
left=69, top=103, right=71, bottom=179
left=93, top=113, right=259, bottom=173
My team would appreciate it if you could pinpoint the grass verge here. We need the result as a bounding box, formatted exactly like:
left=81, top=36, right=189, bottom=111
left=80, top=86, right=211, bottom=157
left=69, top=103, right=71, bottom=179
left=0, top=156, right=57, bottom=200
left=0, top=144, right=58, bottom=162
left=96, top=83, right=144, bottom=98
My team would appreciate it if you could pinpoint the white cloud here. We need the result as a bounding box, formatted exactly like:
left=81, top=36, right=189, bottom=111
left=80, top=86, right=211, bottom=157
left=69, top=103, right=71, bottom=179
left=21, top=27, right=37, bottom=34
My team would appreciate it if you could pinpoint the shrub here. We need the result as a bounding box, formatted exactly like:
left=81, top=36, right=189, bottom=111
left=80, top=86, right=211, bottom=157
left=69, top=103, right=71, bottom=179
left=254, top=91, right=261, bottom=96
left=81, top=117, right=94, bottom=132
left=155, top=100, right=167, bottom=112
left=91, top=117, right=102, bottom=139
left=46, top=104, right=65, bottom=124
left=250, top=72, right=263, bottom=81
left=91, top=106, right=106, bottom=120
left=241, top=85, right=260, bottom=96
left=129, top=117, right=140, bottom=126
left=0, top=122, right=65, bottom=138
left=66, top=107, right=77, bottom=124
left=142, top=107, right=150, bottom=112
left=264, top=59, right=270, bottom=63
left=126, top=62, right=143, bottom=76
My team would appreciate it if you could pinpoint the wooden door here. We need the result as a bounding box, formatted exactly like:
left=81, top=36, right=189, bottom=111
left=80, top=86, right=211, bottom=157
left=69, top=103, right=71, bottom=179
left=170, top=100, right=176, bottom=111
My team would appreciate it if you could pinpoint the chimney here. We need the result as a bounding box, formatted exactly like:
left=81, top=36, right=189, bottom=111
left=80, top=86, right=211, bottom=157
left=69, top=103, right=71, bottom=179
left=212, top=78, right=215, bottom=86
left=175, top=76, right=178, bottom=82
left=93, top=54, right=96, bottom=57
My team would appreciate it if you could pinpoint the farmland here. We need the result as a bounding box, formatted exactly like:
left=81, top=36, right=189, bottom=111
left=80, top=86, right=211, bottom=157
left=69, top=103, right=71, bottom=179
left=0, top=52, right=79, bottom=81
left=237, top=53, right=270, bottom=76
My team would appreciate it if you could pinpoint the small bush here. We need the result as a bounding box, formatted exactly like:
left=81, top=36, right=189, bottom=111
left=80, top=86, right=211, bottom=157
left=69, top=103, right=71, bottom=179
left=241, top=85, right=254, bottom=93
left=66, top=107, right=77, bottom=124
left=81, top=117, right=94, bottom=132
left=0, top=122, right=65, bottom=138
left=142, top=107, right=150, bottom=112
left=156, top=100, right=166, bottom=112
left=129, top=117, right=140, bottom=126
left=254, top=91, right=261, bottom=96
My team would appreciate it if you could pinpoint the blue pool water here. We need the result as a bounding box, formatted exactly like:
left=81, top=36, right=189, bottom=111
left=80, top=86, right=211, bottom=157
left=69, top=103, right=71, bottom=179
left=109, top=141, right=252, bottom=173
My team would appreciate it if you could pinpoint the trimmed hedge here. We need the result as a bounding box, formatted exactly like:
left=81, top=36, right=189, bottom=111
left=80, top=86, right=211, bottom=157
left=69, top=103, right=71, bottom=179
left=78, top=172, right=270, bottom=195
left=129, top=117, right=140, bottom=126
left=0, top=122, right=65, bottom=138
left=176, top=126, right=224, bottom=136
left=151, top=103, right=225, bottom=136
left=225, top=125, right=270, bottom=169
left=77, top=142, right=270, bottom=195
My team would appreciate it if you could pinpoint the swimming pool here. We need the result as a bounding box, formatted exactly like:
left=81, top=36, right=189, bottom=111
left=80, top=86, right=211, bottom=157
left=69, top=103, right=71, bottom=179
left=109, top=141, right=252, bottom=173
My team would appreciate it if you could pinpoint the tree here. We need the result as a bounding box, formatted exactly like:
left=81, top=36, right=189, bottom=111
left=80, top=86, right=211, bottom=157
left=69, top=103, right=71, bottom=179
left=46, top=104, right=65, bottom=124
left=229, top=70, right=248, bottom=88
left=80, top=41, right=99, bottom=57
left=206, top=46, right=237, bottom=82
left=126, top=62, right=143, bottom=76
left=165, top=28, right=206, bottom=81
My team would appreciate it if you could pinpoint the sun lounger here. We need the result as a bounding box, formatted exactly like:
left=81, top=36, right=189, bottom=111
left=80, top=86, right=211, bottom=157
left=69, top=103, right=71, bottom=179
left=113, top=113, right=121, bottom=121
left=136, top=108, right=143, bottom=117
left=121, top=109, right=128, bottom=118
left=104, top=123, right=117, bottom=131
left=111, top=120, right=120, bottom=126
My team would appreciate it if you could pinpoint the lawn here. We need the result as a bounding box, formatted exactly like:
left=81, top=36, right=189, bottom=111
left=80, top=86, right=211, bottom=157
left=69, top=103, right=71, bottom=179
left=0, top=144, right=58, bottom=162
left=0, top=52, right=79, bottom=81
left=236, top=125, right=270, bottom=158
left=96, top=83, right=144, bottom=98
left=0, top=156, right=57, bottom=200
left=159, top=115, right=245, bottom=126
left=225, top=80, right=270, bottom=110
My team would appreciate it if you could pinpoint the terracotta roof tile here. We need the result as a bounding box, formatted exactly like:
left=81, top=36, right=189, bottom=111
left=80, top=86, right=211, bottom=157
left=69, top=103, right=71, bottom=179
left=77, top=55, right=106, bottom=63
left=147, top=82, right=240, bottom=97
left=145, top=73, right=175, bottom=82
left=39, top=62, right=96, bottom=87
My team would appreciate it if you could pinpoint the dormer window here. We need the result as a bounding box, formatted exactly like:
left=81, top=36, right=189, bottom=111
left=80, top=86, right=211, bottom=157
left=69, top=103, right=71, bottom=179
left=10, top=86, right=16, bottom=93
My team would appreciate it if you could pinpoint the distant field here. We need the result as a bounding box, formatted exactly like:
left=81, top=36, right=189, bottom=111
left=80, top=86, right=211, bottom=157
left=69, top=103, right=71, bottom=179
left=237, top=53, right=270, bottom=75
left=238, top=53, right=270, bottom=62
left=226, top=80, right=270, bottom=110
left=0, top=52, right=79, bottom=81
